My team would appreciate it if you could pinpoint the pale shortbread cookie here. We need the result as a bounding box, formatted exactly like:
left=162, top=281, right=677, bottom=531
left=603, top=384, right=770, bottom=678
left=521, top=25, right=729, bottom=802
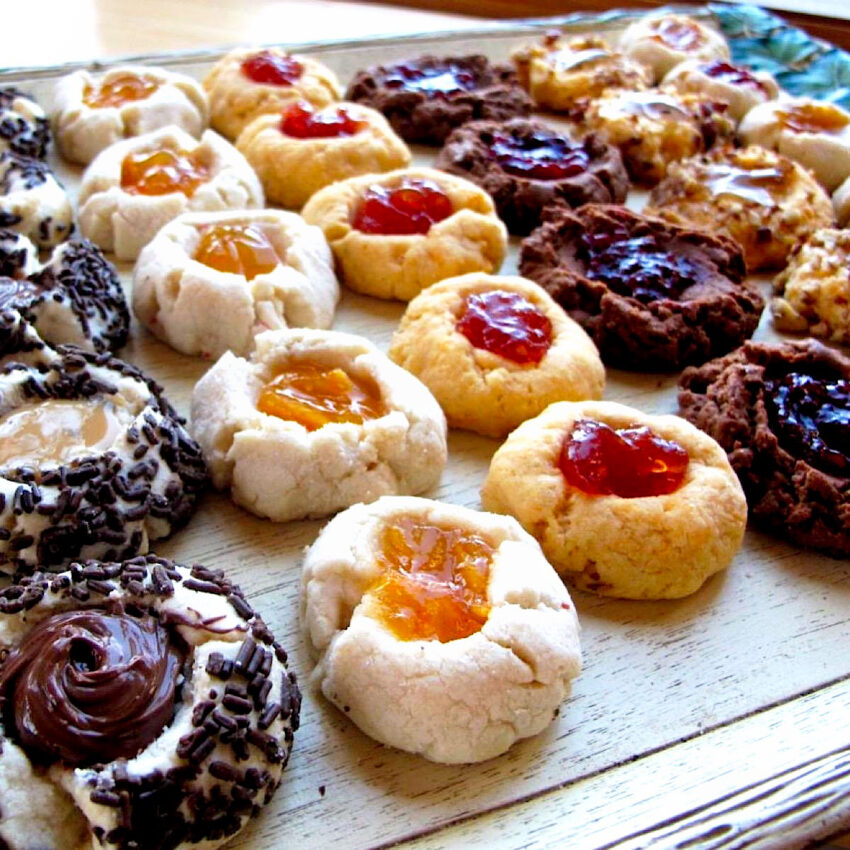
left=580, top=87, right=733, bottom=184
left=133, top=208, right=339, bottom=359
left=52, top=65, right=209, bottom=165
left=301, top=167, right=507, bottom=300
left=662, top=58, right=779, bottom=122
left=301, top=495, right=582, bottom=763
left=645, top=145, right=834, bottom=272
left=739, top=97, right=850, bottom=191
left=772, top=228, right=850, bottom=344
left=388, top=273, right=604, bottom=438
left=191, top=328, right=447, bottom=521
left=481, top=400, right=747, bottom=599
left=833, top=175, right=850, bottom=226
left=78, top=126, right=263, bottom=261
left=619, top=13, right=730, bottom=83
left=236, top=100, right=410, bottom=209
left=510, top=34, right=650, bottom=112
left=204, top=46, right=341, bottom=141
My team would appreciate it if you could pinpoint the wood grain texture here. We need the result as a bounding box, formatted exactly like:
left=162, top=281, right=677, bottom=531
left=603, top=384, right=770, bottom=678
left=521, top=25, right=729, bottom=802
left=11, top=17, right=850, bottom=850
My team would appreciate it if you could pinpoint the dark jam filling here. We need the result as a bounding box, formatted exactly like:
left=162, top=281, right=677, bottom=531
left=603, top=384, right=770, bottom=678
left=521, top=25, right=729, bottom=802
left=241, top=51, right=303, bottom=86
left=352, top=178, right=453, bottom=235
left=700, top=60, right=767, bottom=94
left=380, top=61, right=478, bottom=99
left=489, top=131, right=590, bottom=181
left=580, top=226, right=697, bottom=303
left=764, top=372, right=850, bottom=477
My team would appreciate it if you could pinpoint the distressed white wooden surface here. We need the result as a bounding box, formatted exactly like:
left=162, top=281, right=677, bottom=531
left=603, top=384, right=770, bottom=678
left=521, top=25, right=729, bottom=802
left=7, top=20, right=850, bottom=849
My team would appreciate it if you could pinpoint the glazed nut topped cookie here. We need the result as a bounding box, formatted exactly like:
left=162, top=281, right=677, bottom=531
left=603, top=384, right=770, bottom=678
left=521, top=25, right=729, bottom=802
left=481, top=400, right=747, bottom=599
left=619, top=13, right=731, bottom=83
left=301, top=166, right=507, bottom=301
left=739, top=97, right=850, bottom=192
left=236, top=99, right=411, bottom=209
left=78, top=126, right=263, bottom=261
left=52, top=65, right=209, bottom=165
left=204, top=46, right=341, bottom=141
left=301, top=495, right=582, bottom=763
left=0, top=88, right=50, bottom=160
left=133, top=208, right=339, bottom=359
left=388, top=272, right=604, bottom=438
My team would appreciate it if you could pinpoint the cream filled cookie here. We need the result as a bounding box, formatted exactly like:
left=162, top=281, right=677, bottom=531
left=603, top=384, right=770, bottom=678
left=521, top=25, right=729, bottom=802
left=133, top=209, right=338, bottom=359
left=662, top=58, right=779, bottom=123
left=0, top=555, right=300, bottom=850
left=301, top=167, right=507, bottom=301
left=78, top=126, right=263, bottom=261
left=236, top=99, right=410, bottom=209
left=191, top=328, right=447, bottom=522
left=0, top=151, right=74, bottom=247
left=0, top=88, right=50, bottom=159
left=204, top=46, right=341, bottom=141
left=619, top=13, right=730, bottom=83
left=0, top=230, right=129, bottom=353
left=645, top=145, right=834, bottom=272
left=301, top=495, right=581, bottom=763
left=772, top=228, right=850, bottom=344
left=0, top=343, right=207, bottom=573
left=388, top=273, right=604, bottom=438
left=52, top=65, right=209, bottom=166
left=739, top=97, right=850, bottom=192
left=510, top=34, right=650, bottom=113
left=481, top=400, right=747, bottom=599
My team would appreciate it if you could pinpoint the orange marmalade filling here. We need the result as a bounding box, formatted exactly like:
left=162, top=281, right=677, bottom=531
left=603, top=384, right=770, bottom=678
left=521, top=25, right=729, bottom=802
left=776, top=102, right=850, bottom=135
left=704, top=161, right=791, bottom=207
left=83, top=73, right=160, bottom=109
left=368, top=517, right=493, bottom=642
left=194, top=224, right=281, bottom=279
left=256, top=362, right=385, bottom=431
left=120, top=147, right=210, bottom=197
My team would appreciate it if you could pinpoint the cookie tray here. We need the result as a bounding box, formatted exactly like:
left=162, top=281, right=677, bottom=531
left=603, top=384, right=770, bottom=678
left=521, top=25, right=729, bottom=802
left=6, top=8, right=850, bottom=849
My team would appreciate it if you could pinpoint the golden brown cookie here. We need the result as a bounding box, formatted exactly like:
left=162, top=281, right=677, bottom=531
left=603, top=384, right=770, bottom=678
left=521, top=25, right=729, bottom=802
left=388, top=273, right=604, bottom=437
left=481, top=400, right=747, bottom=600
left=236, top=100, right=410, bottom=209
left=203, top=46, right=341, bottom=141
left=645, top=145, right=835, bottom=271
left=300, top=167, right=507, bottom=301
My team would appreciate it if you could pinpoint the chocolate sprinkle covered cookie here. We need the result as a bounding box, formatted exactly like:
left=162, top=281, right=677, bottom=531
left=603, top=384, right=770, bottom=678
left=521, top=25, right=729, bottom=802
left=679, top=340, right=850, bottom=556
left=0, top=88, right=50, bottom=160
left=519, top=203, right=762, bottom=370
left=435, top=118, right=629, bottom=235
left=345, top=54, right=532, bottom=145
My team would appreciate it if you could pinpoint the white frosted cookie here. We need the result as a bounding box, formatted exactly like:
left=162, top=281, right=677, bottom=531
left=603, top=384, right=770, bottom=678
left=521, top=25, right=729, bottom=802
left=133, top=208, right=338, bottom=359
left=0, top=88, right=50, bottom=159
left=191, top=328, right=447, bottom=522
left=481, top=400, right=747, bottom=599
left=301, top=167, right=507, bottom=300
left=204, top=46, right=341, bottom=141
left=78, top=126, right=263, bottom=261
left=0, top=555, right=299, bottom=850
left=52, top=65, right=208, bottom=166
left=510, top=34, right=650, bottom=112
left=236, top=99, right=411, bottom=209
left=301, top=495, right=582, bottom=763
left=739, top=97, right=850, bottom=191
left=645, top=145, right=834, bottom=271
left=388, top=273, right=604, bottom=438
left=772, top=228, right=850, bottom=344
left=662, top=58, right=779, bottom=122
left=0, top=152, right=74, bottom=247
left=619, top=13, right=730, bottom=83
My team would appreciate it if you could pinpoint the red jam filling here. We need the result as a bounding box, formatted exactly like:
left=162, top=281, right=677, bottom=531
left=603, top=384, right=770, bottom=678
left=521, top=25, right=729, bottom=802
left=279, top=100, right=366, bottom=138
left=700, top=60, right=768, bottom=94
left=83, top=73, right=159, bottom=109
left=194, top=223, right=281, bottom=280
left=120, top=148, right=209, bottom=197
left=649, top=17, right=703, bottom=51
left=352, top=178, right=453, bottom=235
left=368, top=516, right=493, bottom=643
left=559, top=418, right=689, bottom=498
left=380, top=60, right=478, bottom=99
left=241, top=51, right=303, bottom=86
left=456, top=290, right=552, bottom=365
left=489, top=130, right=590, bottom=181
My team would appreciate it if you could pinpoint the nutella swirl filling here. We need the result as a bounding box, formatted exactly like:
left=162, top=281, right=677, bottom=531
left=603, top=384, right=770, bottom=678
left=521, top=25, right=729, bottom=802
left=0, top=608, right=183, bottom=766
